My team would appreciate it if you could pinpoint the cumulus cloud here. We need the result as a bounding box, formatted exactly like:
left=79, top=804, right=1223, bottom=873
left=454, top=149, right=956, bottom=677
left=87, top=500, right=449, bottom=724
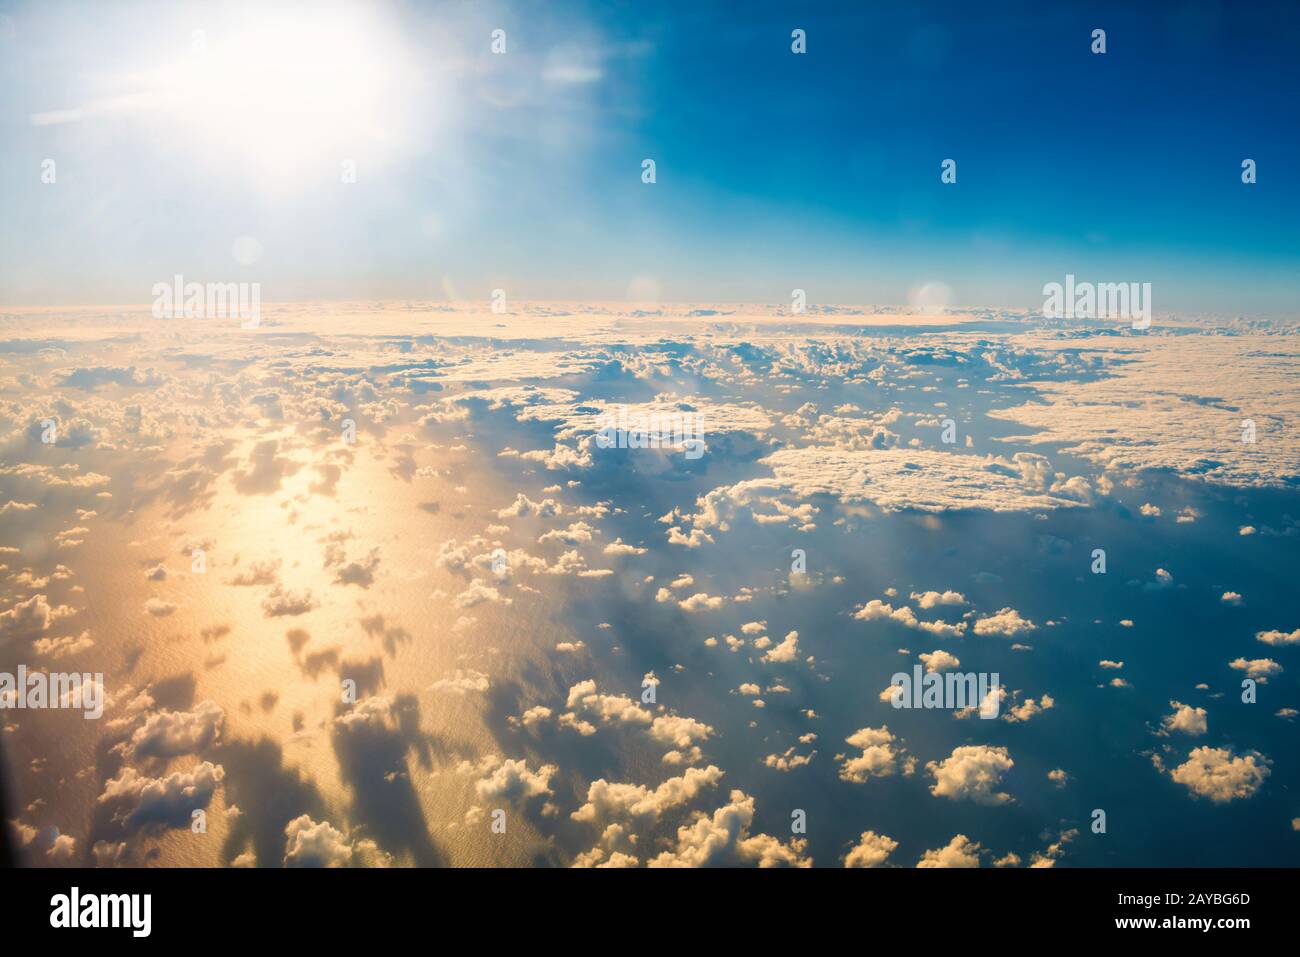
left=843, top=829, right=898, bottom=868
left=1004, top=694, right=1054, bottom=723
left=763, top=747, right=816, bottom=772
left=1229, top=657, right=1281, bottom=682
left=261, top=586, right=318, bottom=617
left=572, top=765, right=724, bottom=826
left=455, top=580, right=512, bottom=608
left=761, top=631, right=800, bottom=663
left=854, top=599, right=966, bottom=638
left=473, top=756, right=557, bottom=803
left=678, top=592, right=725, bottom=612
left=838, top=726, right=913, bottom=783
left=1169, top=747, right=1270, bottom=803
left=911, top=590, right=967, bottom=609
left=283, top=815, right=353, bottom=868
left=97, top=762, right=225, bottom=831
left=973, top=607, right=1036, bottom=637
left=125, top=700, right=225, bottom=758
left=1162, top=700, right=1208, bottom=736
left=917, top=834, right=982, bottom=868
left=563, top=679, right=651, bottom=733
left=1, top=593, right=75, bottom=641
left=918, top=650, right=960, bottom=673
left=926, top=745, right=1014, bottom=805
left=648, top=714, right=714, bottom=750
left=1256, top=628, right=1300, bottom=647
left=647, top=790, right=810, bottom=868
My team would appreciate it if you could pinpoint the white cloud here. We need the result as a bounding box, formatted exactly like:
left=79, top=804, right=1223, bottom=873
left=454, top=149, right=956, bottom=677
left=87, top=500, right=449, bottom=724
left=571, top=765, right=724, bottom=825
left=284, top=815, right=353, bottom=868
left=973, top=607, right=1036, bottom=637
left=918, top=650, right=960, bottom=673
left=473, top=756, right=557, bottom=803
left=843, top=830, right=898, bottom=868
left=761, top=631, right=800, bottom=663
left=927, top=745, right=1014, bottom=805
left=839, top=726, right=912, bottom=783
left=917, top=834, right=981, bottom=868
left=1169, top=747, right=1270, bottom=803
left=646, top=790, right=810, bottom=868
left=1256, top=628, right=1300, bottom=646
left=1162, top=700, right=1208, bottom=736
left=1229, top=657, right=1281, bottom=682
left=97, top=761, right=225, bottom=831
left=910, top=590, right=967, bottom=609
left=125, top=700, right=224, bottom=758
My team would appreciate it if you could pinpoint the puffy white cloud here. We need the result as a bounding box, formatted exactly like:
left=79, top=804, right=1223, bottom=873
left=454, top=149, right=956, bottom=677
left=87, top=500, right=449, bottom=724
left=497, top=493, right=561, bottom=518
left=1, top=593, right=75, bottom=641
left=761, top=630, right=800, bottom=663
left=603, top=538, right=646, bottom=556
left=838, top=726, right=912, bottom=783
left=538, top=521, right=595, bottom=545
left=648, top=714, right=714, bottom=750
left=125, top=700, right=224, bottom=758
left=514, top=705, right=552, bottom=729
left=854, top=599, right=966, bottom=638
left=843, top=829, right=898, bottom=868
left=283, top=815, right=353, bottom=868
left=1162, top=700, right=1208, bottom=736
left=1229, top=657, right=1282, bottom=682
left=45, top=832, right=77, bottom=864
left=647, top=790, right=810, bottom=868
left=473, top=756, right=557, bottom=802
left=1169, top=747, right=1270, bottom=803
left=1256, top=628, right=1300, bottom=646
left=333, top=695, right=394, bottom=732
left=973, top=607, right=1036, bottom=637
left=678, top=592, right=725, bottom=612
left=1004, top=694, right=1053, bottom=723
left=763, top=747, right=816, bottom=771
left=927, top=745, right=1014, bottom=805
left=917, top=834, right=982, bottom=868
left=564, top=679, right=652, bottom=731
left=97, top=761, right=225, bottom=831
left=455, top=580, right=512, bottom=608
left=571, top=765, right=724, bottom=825
left=33, top=630, right=93, bottom=659
left=919, top=650, right=960, bottom=673
left=910, top=590, right=967, bottom=609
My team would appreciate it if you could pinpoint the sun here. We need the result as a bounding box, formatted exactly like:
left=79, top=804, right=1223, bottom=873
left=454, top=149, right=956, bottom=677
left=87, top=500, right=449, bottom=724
left=113, top=7, right=429, bottom=187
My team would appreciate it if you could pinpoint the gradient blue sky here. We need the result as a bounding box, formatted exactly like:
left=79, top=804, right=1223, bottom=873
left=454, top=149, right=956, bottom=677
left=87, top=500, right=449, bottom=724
left=1, top=0, right=1297, bottom=311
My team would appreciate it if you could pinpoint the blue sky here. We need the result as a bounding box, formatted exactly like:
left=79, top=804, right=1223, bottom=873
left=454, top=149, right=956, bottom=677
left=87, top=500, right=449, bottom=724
left=1, top=0, right=1297, bottom=311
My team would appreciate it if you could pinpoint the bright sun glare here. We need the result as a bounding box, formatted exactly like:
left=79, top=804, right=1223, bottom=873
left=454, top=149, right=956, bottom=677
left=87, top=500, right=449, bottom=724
left=116, top=9, right=424, bottom=183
